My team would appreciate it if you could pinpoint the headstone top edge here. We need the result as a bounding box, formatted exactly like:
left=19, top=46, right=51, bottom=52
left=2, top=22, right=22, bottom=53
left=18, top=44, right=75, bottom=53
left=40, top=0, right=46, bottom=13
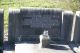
left=63, top=11, right=73, bottom=15
left=20, top=7, right=62, bottom=11
left=76, top=11, right=80, bottom=16
left=9, top=8, right=20, bottom=13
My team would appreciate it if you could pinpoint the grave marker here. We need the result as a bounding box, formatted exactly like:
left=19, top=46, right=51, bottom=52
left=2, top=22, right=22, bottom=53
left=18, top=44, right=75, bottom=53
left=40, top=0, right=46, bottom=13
left=0, top=9, right=4, bottom=53
left=62, top=11, right=74, bottom=43
left=8, top=8, right=74, bottom=46
left=73, top=11, right=80, bottom=44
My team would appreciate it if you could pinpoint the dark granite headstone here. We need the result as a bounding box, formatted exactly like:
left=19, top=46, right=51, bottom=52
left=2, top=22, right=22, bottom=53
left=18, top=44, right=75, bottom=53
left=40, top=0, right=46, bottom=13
left=8, top=8, right=63, bottom=45
left=0, top=9, right=3, bottom=53
left=62, top=11, right=74, bottom=43
left=20, top=8, right=62, bottom=42
left=73, top=11, right=80, bottom=44
left=8, top=9, right=20, bottom=45
left=8, top=8, right=74, bottom=45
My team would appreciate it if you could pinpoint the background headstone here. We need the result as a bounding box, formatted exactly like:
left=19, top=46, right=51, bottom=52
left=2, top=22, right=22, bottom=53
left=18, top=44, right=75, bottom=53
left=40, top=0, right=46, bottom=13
left=62, top=11, right=74, bottom=44
left=8, top=9, right=20, bottom=46
left=0, top=9, right=4, bottom=53
left=73, top=11, right=80, bottom=44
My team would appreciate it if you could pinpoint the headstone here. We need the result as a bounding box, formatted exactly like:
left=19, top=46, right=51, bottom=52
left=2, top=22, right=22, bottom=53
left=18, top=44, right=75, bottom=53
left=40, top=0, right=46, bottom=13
left=62, top=11, right=74, bottom=44
left=20, top=8, right=62, bottom=42
left=8, top=9, right=20, bottom=45
left=8, top=8, right=74, bottom=45
left=8, top=8, right=63, bottom=45
left=0, top=9, right=3, bottom=53
left=73, top=11, right=80, bottom=44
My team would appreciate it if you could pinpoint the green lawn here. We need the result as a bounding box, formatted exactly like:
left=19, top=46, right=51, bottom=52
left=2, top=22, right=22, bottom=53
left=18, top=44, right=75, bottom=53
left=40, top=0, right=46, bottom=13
left=0, top=0, right=79, bottom=33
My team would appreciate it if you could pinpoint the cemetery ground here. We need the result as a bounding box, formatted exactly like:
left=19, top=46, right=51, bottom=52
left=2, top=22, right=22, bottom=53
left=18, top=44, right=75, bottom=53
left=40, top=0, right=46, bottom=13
left=0, top=0, right=80, bottom=53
